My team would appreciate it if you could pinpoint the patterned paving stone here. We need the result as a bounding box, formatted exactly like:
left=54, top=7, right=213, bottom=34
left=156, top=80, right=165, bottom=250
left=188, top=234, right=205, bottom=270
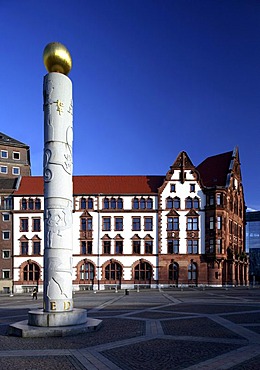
left=161, top=317, right=244, bottom=338
left=222, top=312, right=260, bottom=324
left=128, top=311, right=189, bottom=319
left=162, top=304, right=260, bottom=314
left=0, top=356, right=77, bottom=370
left=0, top=319, right=145, bottom=351
left=245, top=326, right=260, bottom=335
left=101, top=338, right=242, bottom=370
left=229, top=354, right=260, bottom=369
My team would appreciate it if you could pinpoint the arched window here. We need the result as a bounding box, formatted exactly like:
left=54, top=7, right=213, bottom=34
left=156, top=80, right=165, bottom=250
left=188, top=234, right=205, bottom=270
left=133, top=198, right=139, bottom=209
left=169, top=263, right=179, bottom=281
left=80, top=198, right=87, bottom=209
left=173, top=197, right=180, bottom=209
left=35, top=198, right=41, bottom=210
left=117, top=198, right=123, bottom=209
left=23, top=263, right=40, bottom=282
left=188, top=263, right=197, bottom=284
left=166, top=197, right=173, bottom=209
left=103, top=198, right=109, bottom=209
left=111, top=198, right=116, bottom=209
left=80, top=261, right=95, bottom=281
left=87, top=197, right=93, bottom=209
left=140, top=198, right=146, bottom=209
left=134, top=262, right=152, bottom=282
left=105, top=262, right=122, bottom=281
left=193, top=197, right=199, bottom=209
left=28, top=198, right=34, bottom=210
left=21, top=198, right=27, bottom=210
left=146, top=198, right=153, bottom=209
left=185, top=197, right=193, bottom=209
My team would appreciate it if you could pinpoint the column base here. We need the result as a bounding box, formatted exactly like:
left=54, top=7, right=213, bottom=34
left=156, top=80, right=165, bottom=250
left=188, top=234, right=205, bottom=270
left=28, top=308, right=87, bottom=327
left=8, top=308, right=102, bottom=337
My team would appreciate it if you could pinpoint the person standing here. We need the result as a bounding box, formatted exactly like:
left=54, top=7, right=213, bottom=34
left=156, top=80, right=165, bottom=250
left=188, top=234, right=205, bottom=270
left=32, top=287, right=38, bottom=300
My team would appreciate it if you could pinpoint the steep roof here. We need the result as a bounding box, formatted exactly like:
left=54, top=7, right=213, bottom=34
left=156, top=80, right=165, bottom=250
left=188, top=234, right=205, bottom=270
left=14, top=175, right=165, bottom=196
left=196, top=151, right=233, bottom=187
left=0, top=132, right=29, bottom=148
left=14, top=149, right=238, bottom=195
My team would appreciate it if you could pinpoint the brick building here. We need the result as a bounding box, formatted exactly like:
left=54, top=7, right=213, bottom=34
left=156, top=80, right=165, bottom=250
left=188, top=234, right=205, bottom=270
left=10, top=147, right=248, bottom=293
left=0, top=132, right=31, bottom=178
left=0, top=133, right=31, bottom=293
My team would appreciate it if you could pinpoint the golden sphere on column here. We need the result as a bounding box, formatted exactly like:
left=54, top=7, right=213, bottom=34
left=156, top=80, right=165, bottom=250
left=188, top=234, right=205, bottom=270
left=43, top=42, right=72, bottom=75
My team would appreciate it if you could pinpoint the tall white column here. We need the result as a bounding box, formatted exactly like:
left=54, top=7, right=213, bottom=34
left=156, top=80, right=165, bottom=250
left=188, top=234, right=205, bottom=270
left=43, top=71, right=73, bottom=312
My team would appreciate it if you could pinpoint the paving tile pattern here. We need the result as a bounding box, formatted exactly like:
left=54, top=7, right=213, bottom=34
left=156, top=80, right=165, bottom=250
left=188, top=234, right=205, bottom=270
left=161, top=317, right=244, bottom=339
left=102, top=339, right=241, bottom=370
left=1, top=287, right=260, bottom=369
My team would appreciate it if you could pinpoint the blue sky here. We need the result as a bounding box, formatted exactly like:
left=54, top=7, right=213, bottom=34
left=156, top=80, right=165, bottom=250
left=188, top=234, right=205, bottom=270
left=0, top=0, right=259, bottom=210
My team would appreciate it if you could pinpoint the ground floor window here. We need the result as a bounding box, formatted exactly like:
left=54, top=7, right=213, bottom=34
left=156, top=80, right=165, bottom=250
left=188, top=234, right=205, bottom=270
left=134, top=262, right=152, bottom=281
left=105, top=262, right=122, bottom=281
left=80, top=261, right=95, bottom=281
left=23, top=263, right=40, bottom=282
left=188, top=262, right=197, bottom=284
left=169, top=262, right=179, bottom=281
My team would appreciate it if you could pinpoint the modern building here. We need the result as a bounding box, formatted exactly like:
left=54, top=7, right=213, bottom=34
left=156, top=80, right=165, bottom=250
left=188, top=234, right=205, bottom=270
left=246, top=211, right=260, bottom=284
left=10, top=147, right=248, bottom=293
left=0, top=132, right=31, bottom=178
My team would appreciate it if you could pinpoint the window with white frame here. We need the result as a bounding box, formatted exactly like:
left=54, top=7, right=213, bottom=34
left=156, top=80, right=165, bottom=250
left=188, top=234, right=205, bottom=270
left=0, top=166, right=8, bottom=174
left=2, top=250, right=10, bottom=259
left=3, top=196, right=12, bottom=210
left=187, top=217, right=198, bottom=231
left=12, top=167, right=20, bottom=175
left=1, top=150, right=8, bottom=158
left=2, top=231, right=10, bottom=240
left=2, top=269, right=10, bottom=279
left=13, top=151, right=20, bottom=160
left=2, top=213, right=10, bottom=221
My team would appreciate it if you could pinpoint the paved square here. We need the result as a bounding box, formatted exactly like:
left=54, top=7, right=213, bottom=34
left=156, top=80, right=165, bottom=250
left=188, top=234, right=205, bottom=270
left=1, top=287, right=260, bottom=369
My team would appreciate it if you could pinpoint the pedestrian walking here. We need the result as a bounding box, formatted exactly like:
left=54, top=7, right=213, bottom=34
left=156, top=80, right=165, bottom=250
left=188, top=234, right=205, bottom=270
left=32, top=287, right=38, bottom=300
